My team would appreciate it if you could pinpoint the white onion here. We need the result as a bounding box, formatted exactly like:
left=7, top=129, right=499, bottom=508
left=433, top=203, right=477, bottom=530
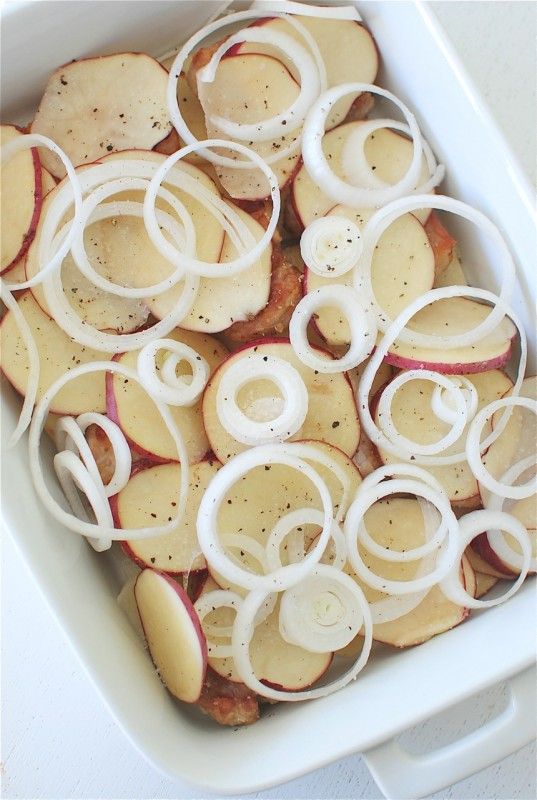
left=265, top=509, right=346, bottom=572
left=143, top=140, right=280, bottom=278
left=198, top=28, right=320, bottom=142
left=250, top=0, right=362, bottom=20
left=221, top=532, right=269, bottom=575
left=344, top=477, right=459, bottom=593
left=196, top=443, right=333, bottom=592
left=279, top=564, right=364, bottom=653
left=439, top=509, right=531, bottom=608
left=231, top=583, right=372, bottom=701
left=466, top=396, right=537, bottom=499
left=431, top=377, right=478, bottom=427
left=356, top=194, right=515, bottom=345
left=137, top=339, right=209, bottom=407
left=1, top=134, right=82, bottom=292
left=302, top=84, right=427, bottom=208
left=75, top=412, right=132, bottom=497
left=341, top=118, right=442, bottom=195
left=300, top=216, right=363, bottom=278
left=1, top=282, right=39, bottom=446
left=216, top=354, right=308, bottom=445
left=29, top=361, right=189, bottom=541
left=287, top=441, right=352, bottom=522
left=376, top=370, right=471, bottom=457
left=485, top=457, right=536, bottom=573
left=194, top=589, right=242, bottom=658
left=290, top=284, right=377, bottom=372
left=357, top=288, right=526, bottom=466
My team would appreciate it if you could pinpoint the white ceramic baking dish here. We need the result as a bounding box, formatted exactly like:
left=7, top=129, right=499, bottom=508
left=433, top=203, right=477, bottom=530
left=1, top=2, right=536, bottom=798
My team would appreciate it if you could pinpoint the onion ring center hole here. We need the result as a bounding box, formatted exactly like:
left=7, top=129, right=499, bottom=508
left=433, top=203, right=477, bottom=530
left=156, top=349, right=194, bottom=384
left=236, top=379, right=285, bottom=423
left=313, top=591, right=345, bottom=626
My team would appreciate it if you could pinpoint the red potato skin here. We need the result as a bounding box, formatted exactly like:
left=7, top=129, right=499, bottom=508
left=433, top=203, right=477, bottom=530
left=384, top=338, right=515, bottom=375
left=261, top=652, right=334, bottom=692
left=424, top=212, right=457, bottom=272
left=471, top=534, right=518, bottom=578
left=1, top=143, right=43, bottom=275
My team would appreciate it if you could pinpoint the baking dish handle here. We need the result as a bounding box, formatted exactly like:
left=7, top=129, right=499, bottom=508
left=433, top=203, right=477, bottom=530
left=362, top=664, right=537, bottom=800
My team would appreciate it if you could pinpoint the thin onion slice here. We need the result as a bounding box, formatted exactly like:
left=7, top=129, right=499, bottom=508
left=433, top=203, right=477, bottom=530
left=439, top=509, right=531, bottom=608
left=196, top=442, right=333, bottom=592
left=137, top=339, right=209, bottom=407
left=216, top=354, right=308, bottom=445
left=231, top=583, right=372, bottom=701
left=279, top=564, right=364, bottom=653
left=1, top=282, right=39, bottom=446
left=466, top=397, right=537, bottom=499
left=265, top=509, right=346, bottom=572
left=290, top=284, right=377, bottom=373
left=75, top=412, right=132, bottom=497
left=431, top=377, right=478, bottom=427
left=29, top=361, right=189, bottom=542
left=1, top=133, right=82, bottom=292
left=302, top=84, right=431, bottom=208
left=250, top=1, right=362, bottom=20
left=194, top=589, right=242, bottom=658
left=300, top=216, right=363, bottom=278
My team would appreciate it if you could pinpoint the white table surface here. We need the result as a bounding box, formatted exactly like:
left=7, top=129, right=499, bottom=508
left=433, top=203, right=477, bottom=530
left=2, top=2, right=536, bottom=798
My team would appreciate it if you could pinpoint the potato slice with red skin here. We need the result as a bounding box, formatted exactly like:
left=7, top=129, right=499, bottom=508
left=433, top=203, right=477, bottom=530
left=345, top=498, right=471, bottom=648
left=148, top=203, right=272, bottom=333
left=375, top=369, right=513, bottom=503
left=31, top=54, right=171, bottom=178
left=114, top=459, right=220, bottom=574
left=134, top=569, right=207, bottom=703
left=202, top=339, right=360, bottom=462
left=154, top=71, right=207, bottom=165
left=433, top=252, right=468, bottom=289
left=304, top=206, right=435, bottom=346
left=466, top=543, right=514, bottom=580
left=291, top=121, right=432, bottom=230
left=235, top=16, right=378, bottom=131
left=385, top=297, right=517, bottom=373
left=1, top=125, right=43, bottom=274
left=107, top=329, right=228, bottom=464
left=424, top=211, right=457, bottom=273
left=0, top=291, right=108, bottom=414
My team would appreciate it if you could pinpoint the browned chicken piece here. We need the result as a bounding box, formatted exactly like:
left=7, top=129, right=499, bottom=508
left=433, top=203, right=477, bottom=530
left=223, top=245, right=302, bottom=345
left=197, top=668, right=260, bottom=726
left=424, top=211, right=457, bottom=272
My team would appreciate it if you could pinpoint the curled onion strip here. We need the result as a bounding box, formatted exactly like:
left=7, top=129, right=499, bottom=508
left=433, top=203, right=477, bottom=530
left=300, top=216, right=363, bottom=278
left=302, top=84, right=428, bottom=208
left=279, top=564, right=364, bottom=653
left=357, top=288, right=526, bottom=466
left=466, top=397, right=537, bottom=499
left=485, top=457, right=536, bottom=573
left=1, top=134, right=82, bottom=292
left=431, top=377, right=478, bottom=427
left=265, top=509, right=346, bottom=572
left=290, top=284, right=377, bottom=372
left=194, top=589, right=242, bottom=658
left=137, top=339, right=209, bottom=407
left=221, top=533, right=269, bottom=574
left=196, top=443, right=333, bottom=592
left=199, top=28, right=320, bottom=142
left=216, top=354, right=308, bottom=445
left=344, top=478, right=459, bottom=593
left=356, top=194, right=515, bottom=345
left=376, top=370, right=471, bottom=457
left=75, top=413, right=132, bottom=497
left=250, top=0, right=362, bottom=20
left=439, top=510, right=531, bottom=608
left=1, top=282, right=39, bottom=446
left=29, top=361, right=189, bottom=541
left=231, top=583, right=372, bottom=701
left=341, top=118, right=442, bottom=195
left=143, top=140, right=280, bottom=278
left=53, top=449, right=113, bottom=552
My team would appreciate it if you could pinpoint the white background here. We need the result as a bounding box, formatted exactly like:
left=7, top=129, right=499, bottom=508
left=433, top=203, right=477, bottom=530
left=2, top=2, right=536, bottom=798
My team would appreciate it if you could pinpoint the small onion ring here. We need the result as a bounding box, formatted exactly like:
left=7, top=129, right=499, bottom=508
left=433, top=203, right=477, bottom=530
left=1, top=134, right=82, bottom=292
left=75, top=412, right=132, bottom=497
left=439, top=509, right=531, bottom=608
left=279, top=564, right=364, bottom=653
left=290, top=284, right=377, bottom=373
left=137, top=339, right=209, bottom=407
left=431, top=377, right=478, bottom=427
left=250, top=0, right=362, bottom=20
left=216, top=354, right=308, bottom=445
left=466, top=396, right=537, bottom=499
left=196, top=443, right=333, bottom=592
left=265, top=509, right=346, bottom=572
left=29, top=361, right=189, bottom=541
left=300, top=216, right=363, bottom=278
left=231, top=582, right=372, bottom=702
left=194, top=589, right=243, bottom=659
